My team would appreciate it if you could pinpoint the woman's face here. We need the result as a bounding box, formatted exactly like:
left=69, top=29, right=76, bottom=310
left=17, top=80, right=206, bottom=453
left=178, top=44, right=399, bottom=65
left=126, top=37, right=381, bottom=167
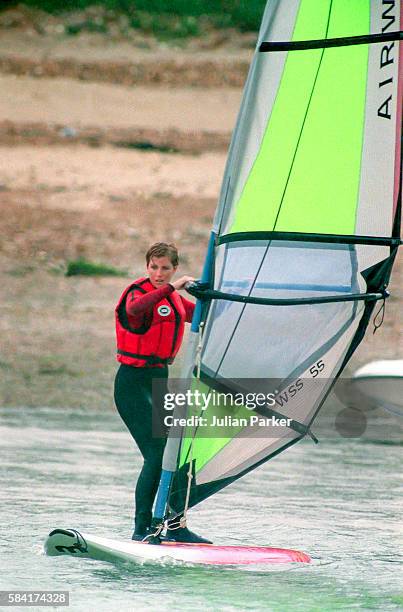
left=147, top=256, right=177, bottom=288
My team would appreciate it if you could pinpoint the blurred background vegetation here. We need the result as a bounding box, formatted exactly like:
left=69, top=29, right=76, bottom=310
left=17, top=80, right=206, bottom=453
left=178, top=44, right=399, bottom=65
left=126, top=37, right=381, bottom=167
left=0, top=1, right=266, bottom=38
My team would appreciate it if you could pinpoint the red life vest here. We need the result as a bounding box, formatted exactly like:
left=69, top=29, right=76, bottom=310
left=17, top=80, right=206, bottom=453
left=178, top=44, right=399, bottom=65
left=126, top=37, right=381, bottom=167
left=115, top=278, right=186, bottom=368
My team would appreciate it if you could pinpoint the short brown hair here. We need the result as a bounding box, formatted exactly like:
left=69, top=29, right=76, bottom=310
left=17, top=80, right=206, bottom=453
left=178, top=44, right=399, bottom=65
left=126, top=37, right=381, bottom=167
left=146, top=242, right=179, bottom=267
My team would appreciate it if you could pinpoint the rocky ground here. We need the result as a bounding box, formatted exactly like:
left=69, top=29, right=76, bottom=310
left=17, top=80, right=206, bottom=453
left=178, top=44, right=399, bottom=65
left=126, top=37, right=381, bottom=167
left=0, top=7, right=401, bottom=409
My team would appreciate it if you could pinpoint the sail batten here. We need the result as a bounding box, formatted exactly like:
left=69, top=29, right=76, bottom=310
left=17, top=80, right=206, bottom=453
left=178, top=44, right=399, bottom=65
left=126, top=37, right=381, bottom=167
left=259, top=30, right=402, bottom=51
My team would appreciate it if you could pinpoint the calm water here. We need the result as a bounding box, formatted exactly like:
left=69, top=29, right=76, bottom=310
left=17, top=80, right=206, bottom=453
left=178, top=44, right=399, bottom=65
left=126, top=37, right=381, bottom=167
left=1, top=405, right=402, bottom=612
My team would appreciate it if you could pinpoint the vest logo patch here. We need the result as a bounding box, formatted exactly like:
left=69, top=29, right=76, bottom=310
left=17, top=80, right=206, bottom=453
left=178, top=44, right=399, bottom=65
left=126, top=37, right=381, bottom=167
left=157, top=305, right=171, bottom=317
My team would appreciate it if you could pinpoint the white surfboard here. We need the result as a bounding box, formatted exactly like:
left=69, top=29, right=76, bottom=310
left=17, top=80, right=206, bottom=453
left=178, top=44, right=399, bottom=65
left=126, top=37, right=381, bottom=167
left=44, top=529, right=311, bottom=566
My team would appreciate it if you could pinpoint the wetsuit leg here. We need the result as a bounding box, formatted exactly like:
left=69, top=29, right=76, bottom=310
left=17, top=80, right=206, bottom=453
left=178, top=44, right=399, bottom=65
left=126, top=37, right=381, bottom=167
left=114, top=364, right=168, bottom=534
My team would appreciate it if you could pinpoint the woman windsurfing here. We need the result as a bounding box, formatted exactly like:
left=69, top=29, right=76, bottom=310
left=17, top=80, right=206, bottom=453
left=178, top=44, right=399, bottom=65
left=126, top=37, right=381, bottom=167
left=114, top=242, right=211, bottom=544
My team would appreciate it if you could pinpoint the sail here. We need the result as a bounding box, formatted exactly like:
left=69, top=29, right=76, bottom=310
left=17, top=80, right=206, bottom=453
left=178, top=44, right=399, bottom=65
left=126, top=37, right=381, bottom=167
left=162, top=0, right=402, bottom=517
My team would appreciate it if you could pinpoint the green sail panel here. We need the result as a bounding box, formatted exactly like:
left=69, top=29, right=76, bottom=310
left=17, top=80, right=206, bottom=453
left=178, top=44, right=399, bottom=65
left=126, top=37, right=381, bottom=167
left=229, top=0, right=370, bottom=235
left=177, top=379, right=256, bottom=474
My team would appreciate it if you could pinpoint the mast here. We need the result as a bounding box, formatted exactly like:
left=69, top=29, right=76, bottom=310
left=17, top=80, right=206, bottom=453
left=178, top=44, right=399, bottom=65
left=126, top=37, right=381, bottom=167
left=151, top=232, right=216, bottom=536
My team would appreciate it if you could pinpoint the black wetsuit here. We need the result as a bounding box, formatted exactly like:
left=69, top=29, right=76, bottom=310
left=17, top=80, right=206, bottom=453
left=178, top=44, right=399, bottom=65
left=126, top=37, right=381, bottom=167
left=114, top=363, right=169, bottom=535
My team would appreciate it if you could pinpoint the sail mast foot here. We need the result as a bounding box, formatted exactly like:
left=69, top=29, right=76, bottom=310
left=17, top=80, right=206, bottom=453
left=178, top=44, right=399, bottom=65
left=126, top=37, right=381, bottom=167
left=149, top=469, right=174, bottom=544
left=146, top=527, right=162, bottom=546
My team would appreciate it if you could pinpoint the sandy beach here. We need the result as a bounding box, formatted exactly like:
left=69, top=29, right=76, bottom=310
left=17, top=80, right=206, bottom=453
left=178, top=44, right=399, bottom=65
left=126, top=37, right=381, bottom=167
left=0, top=19, right=401, bottom=409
